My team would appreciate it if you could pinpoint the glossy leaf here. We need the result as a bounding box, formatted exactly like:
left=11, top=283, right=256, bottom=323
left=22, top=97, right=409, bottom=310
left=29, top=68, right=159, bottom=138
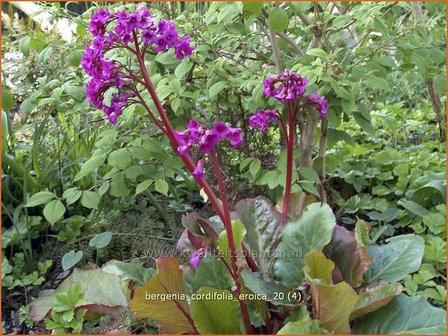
left=310, top=281, right=359, bottom=334
left=240, top=269, right=298, bottom=305
left=191, top=287, right=241, bottom=334
left=236, top=198, right=284, bottom=276
left=365, top=234, right=424, bottom=282
left=274, top=203, right=336, bottom=287
left=303, top=251, right=334, bottom=285
left=217, top=219, right=246, bottom=264
left=129, top=257, right=196, bottom=334
left=192, top=256, right=234, bottom=292
left=350, top=282, right=402, bottom=321
left=352, top=294, right=446, bottom=334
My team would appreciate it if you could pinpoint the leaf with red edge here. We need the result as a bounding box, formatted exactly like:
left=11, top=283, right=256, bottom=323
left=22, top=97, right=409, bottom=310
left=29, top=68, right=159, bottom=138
left=351, top=242, right=372, bottom=286
left=129, top=257, right=196, bottom=334
left=323, top=225, right=371, bottom=287
left=177, top=213, right=220, bottom=253
left=236, top=197, right=285, bottom=277
left=350, top=282, right=403, bottom=321
left=310, top=281, right=359, bottom=334
left=187, top=229, right=210, bottom=250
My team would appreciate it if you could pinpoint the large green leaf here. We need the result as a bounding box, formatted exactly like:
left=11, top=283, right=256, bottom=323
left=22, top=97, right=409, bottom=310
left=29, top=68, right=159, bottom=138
left=323, top=225, right=371, bottom=287
left=277, top=319, right=327, bottom=334
left=129, top=257, right=196, bottom=334
left=192, top=256, right=234, bottom=292
left=102, top=260, right=154, bottom=286
left=364, top=235, right=424, bottom=282
left=108, top=148, right=131, bottom=170
left=191, top=287, right=242, bottom=334
left=240, top=269, right=298, bottom=305
left=217, top=219, right=246, bottom=264
left=30, top=268, right=129, bottom=321
left=350, top=282, right=402, bottom=321
left=274, top=203, right=336, bottom=287
left=352, top=294, right=446, bottom=334
left=398, top=199, right=430, bottom=217
left=303, top=251, right=334, bottom=285
left=236, top=198, right=284, bottom=277
left=310, top=282, right=359, bottom=334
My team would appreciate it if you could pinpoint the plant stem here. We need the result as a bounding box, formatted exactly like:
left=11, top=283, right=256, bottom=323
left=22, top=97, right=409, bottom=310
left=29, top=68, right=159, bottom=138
left=132, top=31, right=252, bottom=333
left=281, top=102, right=296, bottom=223
left=318, top=118, right=328, bottom=203
left=132, top=31, right=226, bottom=222
left=210, top=151, right=253, bottom=334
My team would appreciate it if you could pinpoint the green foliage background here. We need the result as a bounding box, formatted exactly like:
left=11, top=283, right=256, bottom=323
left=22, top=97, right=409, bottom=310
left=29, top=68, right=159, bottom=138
left=1, top=1, right=446, bottom=334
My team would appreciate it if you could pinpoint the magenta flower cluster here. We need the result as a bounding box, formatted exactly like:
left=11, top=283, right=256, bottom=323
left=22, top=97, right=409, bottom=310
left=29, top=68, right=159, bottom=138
left=175, top=120, right=243, bottom=178
left=306, top=92, right=328, bottom=117
left=88, top=7, right=193, bottom=58
left=263, top=70, right=309, bottom=103
left=82, top=7, right=194, bottom=124
left=249, top=109, right=278, bottom=132
left=260, top=70, right=328, bottom=117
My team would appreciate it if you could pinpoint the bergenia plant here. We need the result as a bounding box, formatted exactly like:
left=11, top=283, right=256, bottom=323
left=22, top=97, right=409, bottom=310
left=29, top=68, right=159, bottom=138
left=249, top=70, right=328, bottom=222
left=73, top=6, right=443, bottom=335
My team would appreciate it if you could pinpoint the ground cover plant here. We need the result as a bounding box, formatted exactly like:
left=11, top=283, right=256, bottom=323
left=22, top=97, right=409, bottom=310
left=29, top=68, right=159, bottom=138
left=1, top=1, right=446, bottom=334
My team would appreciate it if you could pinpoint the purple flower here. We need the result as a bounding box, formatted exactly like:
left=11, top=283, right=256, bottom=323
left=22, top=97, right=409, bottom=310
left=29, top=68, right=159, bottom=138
left=198, top=131, right=219, bottom=154
left=92, top=35, right=111, bottom=50
left=189, top=248, right=206, bottom=268
left=84, top=7, right=195, bottom=125
left=175, top=119, right=243, bottom=155
left=142, top=27, right=157, bottom=45
left=193, top=158, right=205, bottom=179
left=175, top=36, right=194, bottom=60
left=211, top=121, right=230, bottom=140
left=134, top=7, right=153, bottom=29
left=153, top=20, right=178, bottom=52
left=103, top=92, right=128, bottom=125
left=89, top=8, right=113, bottom=36
left=306, top=92, right=328, bottom=117
left=228, top=127, right=243, bottom=148
left=249, top=109, right=278, bottom=132
left=263, top=70, right=309, bottom=102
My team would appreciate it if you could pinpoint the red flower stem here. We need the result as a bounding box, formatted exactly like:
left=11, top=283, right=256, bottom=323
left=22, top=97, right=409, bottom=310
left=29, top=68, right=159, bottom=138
left=210, top=151, right=236, bottom=272
left=242, top=243, right=259, bottom=272
left=281, top=102, right=296, bottom=223
left=210, top=151, right=253, bottom=334
left=131, top=31, right=227, bottom=221
left=133, top=91, right=168, bottom=133
left=276, top=110, right=289, bottom=145
left=132, top=32, right=252, bottom=333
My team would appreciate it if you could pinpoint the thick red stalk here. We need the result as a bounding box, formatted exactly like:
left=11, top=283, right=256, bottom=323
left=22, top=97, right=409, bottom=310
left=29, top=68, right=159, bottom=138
left=131, top=32, right=226, bottom=221
left=210, top=151, right=253, bottom=334
left=281, top=102, right=296, bottom=223
left=132, top=32, right=253, bottom=333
